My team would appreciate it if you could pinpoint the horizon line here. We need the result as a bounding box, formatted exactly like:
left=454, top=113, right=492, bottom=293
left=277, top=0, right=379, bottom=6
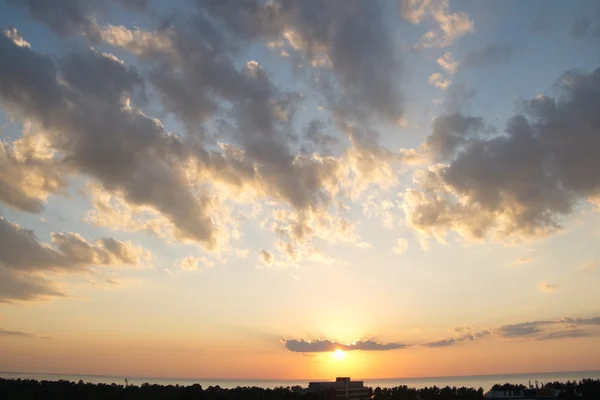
left=2, top=369, right=600, bottom=383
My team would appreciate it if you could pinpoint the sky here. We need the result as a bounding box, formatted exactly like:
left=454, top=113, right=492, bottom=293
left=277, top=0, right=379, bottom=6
left=1, top=0, right=600, bottom=381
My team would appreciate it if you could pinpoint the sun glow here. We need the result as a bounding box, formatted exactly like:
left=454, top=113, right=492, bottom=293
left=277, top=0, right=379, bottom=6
left=333, top=348, right=346, bottom=361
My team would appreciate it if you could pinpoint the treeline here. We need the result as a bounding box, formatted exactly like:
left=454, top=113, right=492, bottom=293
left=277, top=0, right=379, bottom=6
left=491, top=378, right=600, bottom=399
left=2, top=378, right=600, bottom=400
left=0, top=379, right=314, bottom=400
left=371, top=385, right=483, bottom=400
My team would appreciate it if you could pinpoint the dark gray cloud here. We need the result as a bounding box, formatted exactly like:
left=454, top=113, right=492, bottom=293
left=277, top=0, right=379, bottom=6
left=0, top=327, right=49, bottom=339
left=425, top=113, right=487, bottom=160
left=423, top=330, right=491, bottom=348
left=117, top=0, right=148, bottom=11
left=0, top=33, right=229, bottom=247
left=536, top=330, right=593, bottom=341
left=302, top=120, right=340, bottom=155
left=407, top=67, right=600, bottom=241
left=0, top=217, right=148, bottom=272
left=571, top=16, right=592, bottom=39
left=498, top=318, right=600, bottom=340
left=285, top=316, right=600, bottom=353
left=258, top=249, right=275, bottom=266
left=8, top=0, right=101, bottom=39
left=443, top=84, right=477, bottom=114
left=424, top=317, right=600, bottom=348
left=0, top=216, right=149, bottom=303
left=283, top=339, right=408, bottom=353
left=0, top=268, right=64, bottom=303
left=462, top=43, right=513, bottom=69
left=199, top=0, right=403, bottom=124
left=563, top=317, right=600, bottom=325
left=2, top=0, right=406, bottom=256
left=497, top=321, right=554, bottom=339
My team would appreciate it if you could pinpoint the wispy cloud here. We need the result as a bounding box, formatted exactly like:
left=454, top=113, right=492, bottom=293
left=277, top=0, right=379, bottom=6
left=0, top=328, right=50, bottom=339
left=392, top=238, right=409, bottom=255
left=539, top=282, right=558, bottom=292
left=536, top=330, right=593, bottom=341
left=423, top=330, right=491, bottom=348
left=511, top=256, right=537, bottom=265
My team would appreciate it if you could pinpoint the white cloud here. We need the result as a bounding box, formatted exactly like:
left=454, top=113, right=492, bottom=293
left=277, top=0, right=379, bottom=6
left=437, top=52, right=458, bottom=75
left=392, top=238, right=409, bottom=255
left=176, top=256, right=215, bottom=272
left=402, top=0, right=474, bottom=49
left=429, top=72, right=451, bottom=89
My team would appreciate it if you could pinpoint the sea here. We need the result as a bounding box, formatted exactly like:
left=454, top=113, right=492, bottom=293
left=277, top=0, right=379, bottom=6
left=2, top=370, right=600, bottom=391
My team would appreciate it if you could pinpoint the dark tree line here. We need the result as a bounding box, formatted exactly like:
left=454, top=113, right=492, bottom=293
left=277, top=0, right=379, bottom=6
left=1, top=378, right=600, bottom=400
left=490, top=379, right=600, bottom=399
left=371, top=385, right=483, bottom=400
left=0, top=379, right=314, bottom=400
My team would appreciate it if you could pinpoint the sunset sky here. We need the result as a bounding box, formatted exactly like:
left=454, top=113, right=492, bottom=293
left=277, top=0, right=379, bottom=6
left=1, top=0, right=600, bottom=380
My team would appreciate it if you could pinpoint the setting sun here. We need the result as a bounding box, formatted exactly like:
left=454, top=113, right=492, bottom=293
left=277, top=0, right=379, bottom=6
left=333, top=348, right=346, bottom=361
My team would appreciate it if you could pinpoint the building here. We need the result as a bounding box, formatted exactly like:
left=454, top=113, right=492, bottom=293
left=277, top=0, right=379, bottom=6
left=308, top=377, right=369, bottom=400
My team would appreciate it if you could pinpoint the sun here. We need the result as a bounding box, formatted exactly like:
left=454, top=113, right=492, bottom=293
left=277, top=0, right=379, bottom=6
left=333, top=348, right=346, bottom=361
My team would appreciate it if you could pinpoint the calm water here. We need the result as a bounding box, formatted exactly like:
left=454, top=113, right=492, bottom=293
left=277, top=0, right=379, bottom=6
left=2, top=370, right=600, bottom=391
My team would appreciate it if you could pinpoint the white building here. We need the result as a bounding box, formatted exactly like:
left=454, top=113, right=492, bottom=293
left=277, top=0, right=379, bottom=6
left=308, top=377, right=369, bottom=400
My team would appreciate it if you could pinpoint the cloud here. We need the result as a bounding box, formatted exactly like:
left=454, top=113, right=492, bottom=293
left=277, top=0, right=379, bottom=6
left=0, top=216, right=150, bottom=303
left=429, top=72, right=451, bottom=89
left=536, top=330, right=593, bottom=341
left=424, top=113, right=487, bottom=160
left=176, top=256, right=215, bottom=272
left=498, top=321, right=553, bottom=338
left=7, top=0, right=102, bottom=39
left=428, top=52, right=458, bottom=91
left=286, top=316, right=600, bottom=353
left=442, top=83, right=477, bottom=114
left=571, top=16, right=592, bottom=39
left=402, top=0, right=474, bottom=49
left=423, top=330, right=491, bottom=348
left=0, top=0, right=414, bottom=262
left=539, top=282, right=557, bottom=292
left=4, top=27, right=30, bottom=48
left=496, top=317, right=600, bottom=341
left=462, top=43, right=513, bottom=68
left=258, top=249, right=275, bottom=266
left=0, top=217, right=149, bottom=272
left=562, top=317, right=600, bottom=326
left=283, top=338, right=409, bottom=353
left=0, top=133, right=66, bottom=213
left=404, top=66, right=600, bottom=244
left=437, top=52, right=458, bottom=75
left=511, top=256, right=537, bottom=265
left=0, top=33, right=238, bottom=249
left=401, top=0, right=432, bottom=24
left=392, top=238, right=409, bottom=255
left=0, top=268, right=64, bottom=304
left=0, top=328, right=49, bottom=339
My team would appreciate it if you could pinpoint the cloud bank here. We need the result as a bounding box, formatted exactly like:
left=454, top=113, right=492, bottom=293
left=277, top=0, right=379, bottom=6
left=404, top=66, right=600, bottom=244
left=0, top=216, right=150, bottom=303
left=283, top=338, right=409, bottom=353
